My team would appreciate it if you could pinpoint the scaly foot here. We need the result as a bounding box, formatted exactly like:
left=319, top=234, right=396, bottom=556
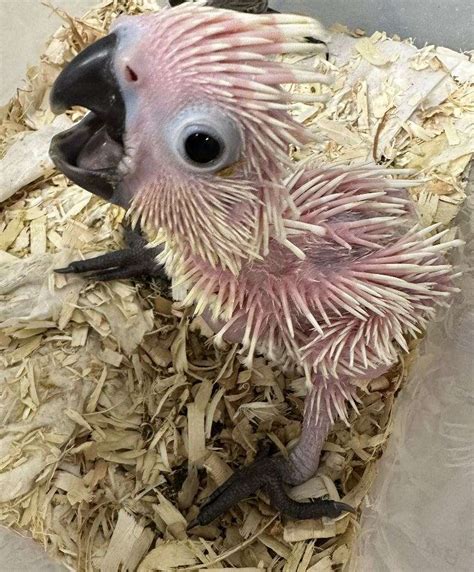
left=190, top=453, right=355, bottom=527
left=55, top=225, right=168, bottom=283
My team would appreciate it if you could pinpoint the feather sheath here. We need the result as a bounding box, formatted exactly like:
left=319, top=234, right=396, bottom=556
left=159, top=166, right=460, bottom=403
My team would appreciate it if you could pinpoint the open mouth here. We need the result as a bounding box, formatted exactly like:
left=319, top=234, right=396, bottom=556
left=49, top=33, right=129, bottom=207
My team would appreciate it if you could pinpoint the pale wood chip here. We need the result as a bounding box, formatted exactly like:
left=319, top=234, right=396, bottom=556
left=171, top=320, right=189, bottom=372
left=283, top=516, right=350, bottom=543
left=154, top=492, right=188, bottom=540
left=64, top=409, right=93, bottom=432
left=0, top=218, right=24, bottom=250
left=187, top=380, right=213, bottom=467
left=101, top=509, right=153, bottom=572
left=355, top=37, right=398, bottom=66
left=138, top=541, right=199, bottom=571
left=7, top=335, right=42, bottom=365
left=258, top=533, right=292, bottom=560
left=85, top=367, right=108, bottom=413
left=57, top=283, right=82, bottom=330
left=203, top=451, right=234, bottom=486
left=98, top=347, right=123, bottom=367
left=306, top=555, right=333, bottom=572
left=141, top=340, right=172, bottom=368
left=71, top=324, right=89, bottom=347
left=297, top=541, right=316, bottom=572
left=239, top=508, right=263, bottom=540
left=284, top=541, right=307, bottom=572
left=54, top=471, right=92, bottom=505
left=205, top=386, right=226, bottom=438
left=315, top=119, right=361, bottom=146
left=30, top=216, right=47, bottom=255
left=177, top=465, right=199, bottom=510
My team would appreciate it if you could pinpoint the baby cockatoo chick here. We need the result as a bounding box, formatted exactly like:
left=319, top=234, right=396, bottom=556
left=49, top=4, right=459, bottom=525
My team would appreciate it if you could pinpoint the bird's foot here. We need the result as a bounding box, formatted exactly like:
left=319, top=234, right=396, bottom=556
left=190, top=453, right=355, bottom=527
left=55, top=226, right=167, bottom=283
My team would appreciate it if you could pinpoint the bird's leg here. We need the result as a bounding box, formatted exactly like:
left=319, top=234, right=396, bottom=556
left=192, top=384, right=355, bottom=526
left=55, top=224, right=168, bottom=283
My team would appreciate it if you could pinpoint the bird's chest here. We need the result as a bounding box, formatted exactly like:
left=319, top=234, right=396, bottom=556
left=187, top=239, right=315, bottom=326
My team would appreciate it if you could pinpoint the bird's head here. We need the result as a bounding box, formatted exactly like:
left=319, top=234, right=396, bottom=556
left=50, top=3, right=330, bottom=271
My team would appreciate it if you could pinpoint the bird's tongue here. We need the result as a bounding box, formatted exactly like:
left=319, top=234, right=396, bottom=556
left=76, top=124, right=123, bottom=171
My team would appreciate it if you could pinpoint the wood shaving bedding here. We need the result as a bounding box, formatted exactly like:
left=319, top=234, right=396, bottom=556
left=0, top=1, right=472, bottom=570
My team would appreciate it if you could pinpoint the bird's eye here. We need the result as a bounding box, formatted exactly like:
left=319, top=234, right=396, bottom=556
left=172, top=106, right=242, bottom=173
left=184, top=131, right=222, bottom=165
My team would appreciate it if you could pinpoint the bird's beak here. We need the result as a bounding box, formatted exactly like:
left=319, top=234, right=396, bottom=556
left=49, top=33, right=129, bottom=207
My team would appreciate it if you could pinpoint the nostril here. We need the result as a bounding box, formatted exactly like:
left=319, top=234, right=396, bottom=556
left=125, top=65, right=138, bottom=82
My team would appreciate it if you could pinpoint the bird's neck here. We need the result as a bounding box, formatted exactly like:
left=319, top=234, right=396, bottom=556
left=153, top=176, right=294, bottom=271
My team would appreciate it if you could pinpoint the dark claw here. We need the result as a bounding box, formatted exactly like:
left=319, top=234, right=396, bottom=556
left=267, top=478, right=356, bottom=520
left=55, top=225, right=169, bottom=283
left=191, top=455, right=354, bottom=527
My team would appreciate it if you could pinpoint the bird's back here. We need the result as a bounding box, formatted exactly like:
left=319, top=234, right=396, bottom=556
left=230, top=165, right=458, bottom=382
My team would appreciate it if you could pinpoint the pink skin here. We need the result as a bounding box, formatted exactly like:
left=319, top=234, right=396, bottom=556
left=286, top=366, right=389, bottom=485
left=289, top=393, right=334, bottom=485
left=103, top=6, right=458, bottom=487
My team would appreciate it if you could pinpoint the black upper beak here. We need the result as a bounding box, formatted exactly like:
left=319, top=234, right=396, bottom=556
left=50, top=33, right=125, bottom=141
left=49, top=33, right=129, bottom=206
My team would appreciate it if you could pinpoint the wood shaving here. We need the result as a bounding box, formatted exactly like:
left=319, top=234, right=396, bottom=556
left=0, top=1, right=472, bottom=570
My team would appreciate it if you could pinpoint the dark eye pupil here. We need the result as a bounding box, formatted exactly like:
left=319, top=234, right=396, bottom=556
left=185, top=132, right=221, bottom=164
